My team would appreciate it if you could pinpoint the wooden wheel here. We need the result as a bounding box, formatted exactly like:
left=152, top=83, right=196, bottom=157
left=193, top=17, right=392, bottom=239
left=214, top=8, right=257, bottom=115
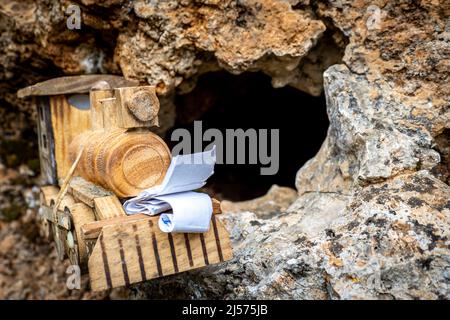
left=52, top=223, right=66, bottom=261
left=65, top=203, right=96, bottom=270
left=64, top=207, right=79, bottom=267
left=47, top=199, right=66, bottom=261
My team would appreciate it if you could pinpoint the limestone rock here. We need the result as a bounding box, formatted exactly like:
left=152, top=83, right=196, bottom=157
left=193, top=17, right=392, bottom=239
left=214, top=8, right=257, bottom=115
left=118, top=0, right=327, bottom=94
left=296, top=63, right=444, bottom=193
left=133, top=171, right=448, bottom=300
left=91, top=0, right=450, bottom=300
left=222, top=184, right=297, bottom=219
left=327, top=171, right=449, bottom=299
left=0, top=0, right=449, bottom=300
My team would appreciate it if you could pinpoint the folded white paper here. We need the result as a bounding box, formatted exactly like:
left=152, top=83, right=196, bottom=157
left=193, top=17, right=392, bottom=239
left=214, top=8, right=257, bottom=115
left=123, top=148, right=216, bottom=233
left=158, top=192, right=212, bottom=233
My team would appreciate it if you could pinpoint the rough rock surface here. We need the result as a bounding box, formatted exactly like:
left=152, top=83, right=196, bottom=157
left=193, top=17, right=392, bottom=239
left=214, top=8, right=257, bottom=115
left=132, top=0, right=450, bottom=300
left=0, top=0, right=449, bottom=300
left=135, top=172, right=448, bottom=300
left=221, top=185, right=297, bottom=219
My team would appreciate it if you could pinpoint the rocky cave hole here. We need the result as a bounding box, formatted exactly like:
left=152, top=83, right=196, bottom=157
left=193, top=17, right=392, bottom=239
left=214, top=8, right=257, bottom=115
left=166, top=71, right=329, bottom=201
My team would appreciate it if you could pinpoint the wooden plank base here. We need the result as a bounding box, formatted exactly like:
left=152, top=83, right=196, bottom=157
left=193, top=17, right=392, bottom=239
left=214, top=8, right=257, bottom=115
left=69, top=176, right=112, bottom=208
left=94, top=195, right=126, bottom=219
left=81, top=198, right=222, bottom=240
left=88, top=215, right=232, bottom=291
left=40, top=185, right=232, bottom=291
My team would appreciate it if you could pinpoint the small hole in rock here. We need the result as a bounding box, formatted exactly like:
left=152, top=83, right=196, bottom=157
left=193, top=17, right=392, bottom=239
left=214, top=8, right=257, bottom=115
left=167, top=71, right=329, bottom=201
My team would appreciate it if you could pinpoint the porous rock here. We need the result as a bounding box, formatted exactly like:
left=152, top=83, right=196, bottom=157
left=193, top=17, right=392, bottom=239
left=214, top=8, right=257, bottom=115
left=0, top=0, right=448, bottom=300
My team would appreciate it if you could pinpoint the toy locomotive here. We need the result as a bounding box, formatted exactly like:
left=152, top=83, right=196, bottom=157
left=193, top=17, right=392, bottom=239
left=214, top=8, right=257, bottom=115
left=18, top=75, right=232, bottom=291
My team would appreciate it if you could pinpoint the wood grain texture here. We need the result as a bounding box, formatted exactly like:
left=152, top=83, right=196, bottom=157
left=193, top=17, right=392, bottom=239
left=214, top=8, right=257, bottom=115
left=94, top=195, right=126, bottom=220
left=50, top=192, right=77, bottom=212
left=90, top=89, right=112, bottom=130
left=88, top=86, right=159, bottom=130
left=17, top=75, right=139, bottom=98
left=40, top=185, right=60, bottom=206
left=50, top=95, right=91, bottom=180
left=48, top=193, right=79, bottom=261
left=68, top=176, right=112, bottom=208
left=52, top=145, right=84, bottom=218
left=101, top=130, right=171, bottom=197
left=88, top=215, right=232, bottom=291
left=67, top=202, right=97, bottom=266
left=36, top=97, right=58, bottom=184
left=68, top=130, right=171, bottom=197
left=100, top=94, right=121, bottom=129
left=40, top=204, right=71, bottom=230
left=81, top=198, right=223, bottom=240
left=114, top=86, right=159, bottom=128
left=41, top=184, right=96, bottom=267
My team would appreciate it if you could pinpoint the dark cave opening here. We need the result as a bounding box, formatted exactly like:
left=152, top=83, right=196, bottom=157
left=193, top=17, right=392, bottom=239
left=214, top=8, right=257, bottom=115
left=166, top=71, right=329, bottom=201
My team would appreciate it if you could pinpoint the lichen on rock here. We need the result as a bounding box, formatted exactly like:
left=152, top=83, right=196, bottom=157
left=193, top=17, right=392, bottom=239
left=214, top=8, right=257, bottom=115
left=0, top=0, right=449, bottom=300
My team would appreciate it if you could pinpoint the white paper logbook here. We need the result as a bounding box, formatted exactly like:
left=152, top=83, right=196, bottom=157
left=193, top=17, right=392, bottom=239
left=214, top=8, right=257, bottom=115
left=123, top=147, right=216, bottom=233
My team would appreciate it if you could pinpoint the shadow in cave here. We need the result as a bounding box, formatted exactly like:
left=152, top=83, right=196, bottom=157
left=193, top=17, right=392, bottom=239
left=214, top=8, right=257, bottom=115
left=166, top=71, right=329, bottom=201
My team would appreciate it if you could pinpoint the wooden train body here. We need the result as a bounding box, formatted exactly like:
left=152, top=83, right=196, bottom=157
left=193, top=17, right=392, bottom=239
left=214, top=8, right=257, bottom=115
left=19, top=75, right=232, bottom=291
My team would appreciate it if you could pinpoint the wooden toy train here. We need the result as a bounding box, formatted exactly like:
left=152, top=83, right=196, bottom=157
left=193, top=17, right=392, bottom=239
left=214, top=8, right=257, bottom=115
left=18, top=75, right=232, bottom=291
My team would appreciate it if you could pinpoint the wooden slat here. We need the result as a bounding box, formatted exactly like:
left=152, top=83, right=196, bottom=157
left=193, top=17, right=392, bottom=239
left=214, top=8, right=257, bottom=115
left=88, top=215, right=232, bottom=291
left=69, top=176, right=112, bottom=207
left=81, top=198, right=222, bottom=240
left=17, top=75, right=139, bottom=98
left=188, top=232, right=205, bottom=267
left=50, top=96, right=91, bottom=180
left=36, top=97, right=58, bottom=184
left=52, top=145, right=84, bottom=217
left=101, top=94, right=121, bottom=129
left=68, top=202, right=97, bottom=266
left=40, top=185, right=60, bottom=206
left=57, top=193, right=77, bottom=211
left=41, top=186, right=76, bottom=211
left=82, top=214, right=149, bottom=240
left=90, top=89, right=111, bottom=130
left=94, top=195, right=126, bottom=220
left=40, top=205, right=71, bottom=230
